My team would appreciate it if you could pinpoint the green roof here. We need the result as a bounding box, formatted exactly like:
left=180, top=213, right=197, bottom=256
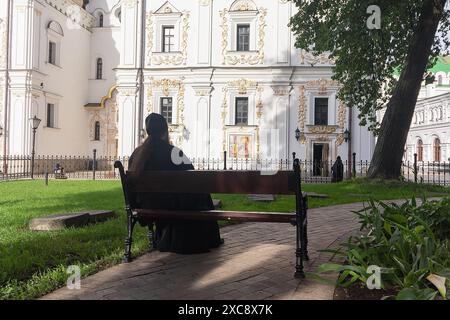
left=429, top=56, right=450, bottom=74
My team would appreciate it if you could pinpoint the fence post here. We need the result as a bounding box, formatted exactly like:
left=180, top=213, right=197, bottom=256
left=223, top=150, right=227, bottom=170
left=352, top=153, right=356, bottom=178
left=93, top=149, right=97, bottom=180
left=45, top=171, right=49, bottom=186
left=413, top=153, right=418, bottom=183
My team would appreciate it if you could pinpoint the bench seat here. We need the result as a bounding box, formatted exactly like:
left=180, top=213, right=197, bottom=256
left=133, top=209, right=296, bottom=224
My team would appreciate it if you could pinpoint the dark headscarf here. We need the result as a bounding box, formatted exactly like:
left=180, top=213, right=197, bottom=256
left=129, top=113, right=169, bottom=173
left=145, top=113, right=168, bottom=137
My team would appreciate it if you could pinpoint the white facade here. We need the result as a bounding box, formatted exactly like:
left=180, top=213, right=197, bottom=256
left=405, top=84, right=450, bottom=164
left=0, top=0, right=375, bottom=167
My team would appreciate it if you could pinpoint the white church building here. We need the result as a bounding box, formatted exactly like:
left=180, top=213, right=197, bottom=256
left=0, top=0, right=376, bottom=169
left=404, top=57, right=450, bottom=164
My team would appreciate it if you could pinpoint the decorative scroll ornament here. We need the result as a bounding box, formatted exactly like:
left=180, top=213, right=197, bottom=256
left=309, top=126, right=337, bottom=134
left=298, top=85, right=307, bottom=144
left=306, top=78, right=340, bottom=95
left=228, top=78, right=258, bottom=94
left=220, top=7, right=267, bottom=65
left=146, top=11, right=190, bottom=66
left=146, top=78, right=186, bottom=145
left=230, top=0, right=257, bottom=11
left=300, top=50, right=334, bottom=66
left=336, top=100, right=347, bottom=146
left=221, top=79, right=262, bottom=156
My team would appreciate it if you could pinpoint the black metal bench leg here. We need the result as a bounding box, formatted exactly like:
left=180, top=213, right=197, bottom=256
left=124, top=213, right=137, bottom=263
left=294, top=215, right=305, bottom=279
left=303, top=210, right=309, bottom=261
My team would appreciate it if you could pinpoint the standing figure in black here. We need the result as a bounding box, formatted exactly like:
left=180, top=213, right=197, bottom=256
left=331, top=156, right=344, bottom=183
left=129, top=113, right=222, bottom=254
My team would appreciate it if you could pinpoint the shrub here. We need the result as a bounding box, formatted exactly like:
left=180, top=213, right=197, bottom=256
left=318, top=197, right=450, bottom=300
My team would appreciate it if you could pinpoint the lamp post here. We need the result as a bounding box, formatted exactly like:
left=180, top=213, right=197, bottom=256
left=344, top=128, right=352, bottom=178
left=343, top=129, right=350, bottom=143
left=295, top=127, right=301, bottom=141
left=29, top=115, right=41, bottom=179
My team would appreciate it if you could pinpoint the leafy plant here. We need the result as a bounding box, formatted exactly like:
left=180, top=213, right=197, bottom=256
left=318, top=197, right=450, bottom=300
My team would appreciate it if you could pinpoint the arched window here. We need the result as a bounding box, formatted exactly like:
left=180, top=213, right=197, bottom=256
left=98, top=13, right=104, bottom=27
left=417, top=139, right=423, bottom=162
left=433, top=138, right=441, bottom=162
left=438, top=75, right=443, bottom=85
left=96, top=58, right=103, bottom=79
left=94, top=121, right=101, bottom=141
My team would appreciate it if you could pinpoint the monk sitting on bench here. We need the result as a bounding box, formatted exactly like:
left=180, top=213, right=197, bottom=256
left=128, top=113, right=223, bottom=254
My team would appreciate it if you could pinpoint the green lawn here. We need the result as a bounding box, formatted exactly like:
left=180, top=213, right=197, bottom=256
left=0, top=179, right=449, bottom=299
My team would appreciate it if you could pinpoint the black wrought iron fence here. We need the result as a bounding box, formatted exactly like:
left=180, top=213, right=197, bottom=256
left=1, top=153, right=449, bottom=186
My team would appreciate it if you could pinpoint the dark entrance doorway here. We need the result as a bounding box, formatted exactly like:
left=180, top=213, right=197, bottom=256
left=313, top=144, right=324, bottom=176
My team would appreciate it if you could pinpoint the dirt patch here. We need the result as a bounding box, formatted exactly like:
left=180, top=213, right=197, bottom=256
left=334, top=283, right=398, bottom=300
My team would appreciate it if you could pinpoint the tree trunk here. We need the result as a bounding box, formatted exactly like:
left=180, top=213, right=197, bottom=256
left=368, top=0, right=447, bottom=179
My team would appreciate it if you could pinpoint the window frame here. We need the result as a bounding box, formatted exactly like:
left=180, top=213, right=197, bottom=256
left=235, top=97, right=249, bottom=126
left=417, top=139, right=424, bottom=162
left=96, top=58, right=103, bottom=80
left=160, top=97, right=173, bottom=124
left=236, top=24, right=250, bottom=52
left=99, top=13, right=104, bottom=27
left=162, top=25, right=175, bottom=53
left=94, top=121, right=101, bottom=141
left=48, top=41, right=57, bottom=65
left=46, top=103, right=56, bottom=128
left=314, top=97, right=329, bottom=126
left=433, top=138, right=441, bottom=162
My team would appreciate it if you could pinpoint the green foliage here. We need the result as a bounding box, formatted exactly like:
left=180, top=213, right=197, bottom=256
left=319, top=198, right=450, bottom=299
left=290, top=0, right=450, bottom=133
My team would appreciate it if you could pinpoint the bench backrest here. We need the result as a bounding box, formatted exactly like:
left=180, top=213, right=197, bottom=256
left=114, top=160, right=303, bottom=210
left=128, top=170, right=296, bottom=195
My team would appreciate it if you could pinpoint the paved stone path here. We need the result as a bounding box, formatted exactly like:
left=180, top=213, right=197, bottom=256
left=42, top=202, right=372, bottom=300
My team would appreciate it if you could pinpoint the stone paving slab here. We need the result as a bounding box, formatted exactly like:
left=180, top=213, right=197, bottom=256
left=29, top=210, right=115, bottom=231
left=41, top=202, right=372, bottom=300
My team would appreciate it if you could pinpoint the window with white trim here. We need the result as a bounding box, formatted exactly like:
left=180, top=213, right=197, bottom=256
left=235, top=97, right=249, bottom=125
left=46, top=103, right=56, bottom=128
left=47, top=21, right=63, bottom=67
left=236, top=24, right=250, bottom=52
left=162, top=26, right=175, bottom=53
left=48, top=41, right=57, bottom=65
left=314, top=98, right=329, bottom=125
left=160, top=97, right=173, bottom=124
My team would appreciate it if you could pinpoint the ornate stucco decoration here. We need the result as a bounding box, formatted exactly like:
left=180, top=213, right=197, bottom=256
left=336, top=100, right=347, bottom=146
left=271, top=86, right=291, bottom=96
left=193, top=87, right=212, bottom=96
left=219, top=4, right=267, bottom=66
left=298, top=85, right=307, bottom=144
left=228, top=78, right=258, bottom=94
left=308, top=125, right=338, bottom=134
left=300, top=50, right=334, bottom=66
left=146, top=77, right=186, bottom=145
left=221, top=79, right=262, bottom=157
left=44, top=0, right=95, bottom=30
left=306, top=78, right=340, bottom=95
left=146, top=9, right=190, bottom=66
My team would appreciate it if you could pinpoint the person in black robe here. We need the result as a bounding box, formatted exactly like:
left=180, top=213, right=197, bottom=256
left=129, top=113, right=222, bottom=254
left=331, top=156, right=344, bottom=182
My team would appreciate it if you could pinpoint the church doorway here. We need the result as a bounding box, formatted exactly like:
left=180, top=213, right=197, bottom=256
left=313, top=143, right=329, bottom=176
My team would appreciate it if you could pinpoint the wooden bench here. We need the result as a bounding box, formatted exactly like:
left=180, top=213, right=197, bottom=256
left=114, top=159, right=309, bottom=278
